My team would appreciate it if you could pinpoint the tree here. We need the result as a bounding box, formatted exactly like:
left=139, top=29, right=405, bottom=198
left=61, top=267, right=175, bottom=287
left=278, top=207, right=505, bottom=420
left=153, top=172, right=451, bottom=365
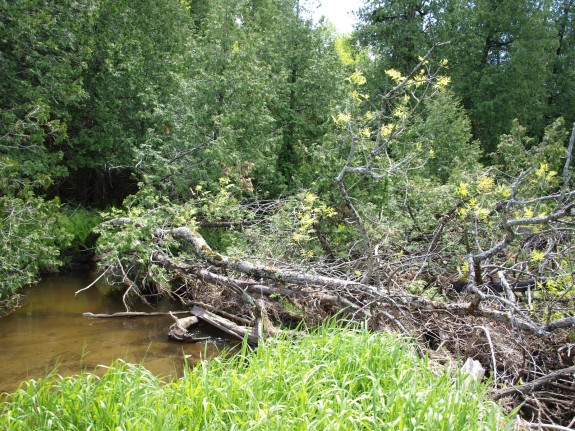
left=399, top=90, right=482, bottom=183
left=273, top=1, right=344, bottom=188
left=176, top=0, right=281, bottom=196
left=241, top=0, right=345, bottom=191
left=547, top=0, right=575, bottom=126
left=143, top=0, right=345, bottom=197
left=62, top=0, right=192, bottom=205
left=355, top=0, right=440, bottom=74
left=0, top=0, right=97, bottom=189
left=0, top=0, right=96, bottom=307
left=441, top=0, right=557, bottom=153
left=354, top=0, right=564, bottom=154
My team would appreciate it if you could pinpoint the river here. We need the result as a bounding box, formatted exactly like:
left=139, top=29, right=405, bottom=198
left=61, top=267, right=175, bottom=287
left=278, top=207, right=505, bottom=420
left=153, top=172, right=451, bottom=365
left=0, top=271, right=232, bottom=393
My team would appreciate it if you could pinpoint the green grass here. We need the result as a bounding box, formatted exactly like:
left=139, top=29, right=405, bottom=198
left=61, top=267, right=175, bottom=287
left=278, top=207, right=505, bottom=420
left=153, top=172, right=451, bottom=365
left=0, top=324, right=513, bottom=430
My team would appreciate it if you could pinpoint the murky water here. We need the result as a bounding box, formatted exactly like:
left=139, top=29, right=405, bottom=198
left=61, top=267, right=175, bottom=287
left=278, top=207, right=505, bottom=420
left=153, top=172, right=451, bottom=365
left=0, top=271, right=232, bottom=393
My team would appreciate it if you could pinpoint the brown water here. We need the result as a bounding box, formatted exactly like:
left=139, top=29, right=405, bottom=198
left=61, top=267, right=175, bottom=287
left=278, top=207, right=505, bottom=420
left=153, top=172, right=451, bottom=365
left=0, top=272, right=232, bottom=393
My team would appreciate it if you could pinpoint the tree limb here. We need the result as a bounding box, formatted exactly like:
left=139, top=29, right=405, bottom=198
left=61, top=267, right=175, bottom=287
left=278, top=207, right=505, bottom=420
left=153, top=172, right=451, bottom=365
left=493, top=365, right=575, bottom=400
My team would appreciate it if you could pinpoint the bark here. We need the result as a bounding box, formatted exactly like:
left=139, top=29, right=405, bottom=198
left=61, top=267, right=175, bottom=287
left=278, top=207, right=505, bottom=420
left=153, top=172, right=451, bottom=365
left=189, top=302, right=249, bottom=326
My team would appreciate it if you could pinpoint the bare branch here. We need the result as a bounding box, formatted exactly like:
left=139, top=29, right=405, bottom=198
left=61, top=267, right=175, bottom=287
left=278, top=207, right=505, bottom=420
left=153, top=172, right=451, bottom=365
left=493, top=365, right=575, bottom=400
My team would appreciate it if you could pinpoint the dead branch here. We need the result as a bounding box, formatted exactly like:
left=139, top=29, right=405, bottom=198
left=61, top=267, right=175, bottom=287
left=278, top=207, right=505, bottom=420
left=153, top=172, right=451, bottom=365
left=493, top=365, right=575, bottom=400
left=83, top=311, right=190, bottom=318
left=518, top=420, right=575, bottom=431
left=560, top=123, right=575, bottom=204
left=498, top=271, right=516, bottom=305
left=474, top=325, right=498, bottom=385
left=75, top=268, right=109, bottom=296
left=159, top=226, right=570, bottom=334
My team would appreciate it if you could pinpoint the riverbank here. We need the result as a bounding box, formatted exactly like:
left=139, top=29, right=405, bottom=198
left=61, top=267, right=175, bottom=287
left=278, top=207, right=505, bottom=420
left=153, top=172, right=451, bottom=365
left=0, top=324, right=511, bottom=431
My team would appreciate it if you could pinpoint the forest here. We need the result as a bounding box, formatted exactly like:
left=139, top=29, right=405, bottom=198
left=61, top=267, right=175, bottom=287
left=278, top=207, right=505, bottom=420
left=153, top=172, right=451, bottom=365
left=1, top=0, right=575, bottom=428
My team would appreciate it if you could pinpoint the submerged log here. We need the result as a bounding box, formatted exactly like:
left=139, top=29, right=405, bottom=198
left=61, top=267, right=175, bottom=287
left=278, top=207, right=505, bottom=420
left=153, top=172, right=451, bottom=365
left=191, top=305, right=260, bottom=345
left=168, top=314, right=210, bottom=343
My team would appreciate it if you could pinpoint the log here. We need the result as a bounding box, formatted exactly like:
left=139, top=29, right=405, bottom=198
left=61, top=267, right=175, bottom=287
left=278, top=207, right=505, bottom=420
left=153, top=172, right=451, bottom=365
left=168, top=314, right=209, bottom=343
left=191, top=305, right=259, bottom=345
left=83, top=311, right=191, bottom=318
left=192, top=301, right=252, bottom=325
left=168, top=227, right=379, bottom=296
left=162, top=228, right=547, bottom=332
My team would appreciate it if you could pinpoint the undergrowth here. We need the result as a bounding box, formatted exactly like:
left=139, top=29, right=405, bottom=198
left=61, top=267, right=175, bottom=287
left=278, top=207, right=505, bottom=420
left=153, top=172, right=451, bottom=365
left=58, top=205, right=101, bottom=248
left=0, top=324, right=513, bottom=430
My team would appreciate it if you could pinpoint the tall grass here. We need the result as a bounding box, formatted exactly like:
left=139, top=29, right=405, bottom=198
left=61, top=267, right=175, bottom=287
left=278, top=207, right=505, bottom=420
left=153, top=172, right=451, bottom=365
left=0, top=324, right=513, bottom=430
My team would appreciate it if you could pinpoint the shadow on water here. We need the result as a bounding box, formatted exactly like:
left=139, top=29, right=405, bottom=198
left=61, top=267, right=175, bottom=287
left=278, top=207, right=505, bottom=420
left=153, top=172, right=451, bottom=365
left=0, top=271, right=234, bottom=393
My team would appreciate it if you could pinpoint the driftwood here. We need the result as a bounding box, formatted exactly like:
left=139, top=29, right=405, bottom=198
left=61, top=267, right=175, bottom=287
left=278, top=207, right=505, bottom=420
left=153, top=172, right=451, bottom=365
left=168, top=313, right=210, bottom=343
left=83, top=311, right=190, bottom=318
left=100, top=152, right=575, bottom=425
left=191, top=305, right=260, bottom=345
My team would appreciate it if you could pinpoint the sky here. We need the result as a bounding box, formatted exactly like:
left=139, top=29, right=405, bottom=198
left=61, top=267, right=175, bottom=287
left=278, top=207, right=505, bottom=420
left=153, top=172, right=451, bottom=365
left=313, top=0, right=363, bottom=34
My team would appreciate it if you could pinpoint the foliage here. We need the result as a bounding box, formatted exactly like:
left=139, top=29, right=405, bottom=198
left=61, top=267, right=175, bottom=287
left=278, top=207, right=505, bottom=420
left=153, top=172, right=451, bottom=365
left=494, top=117, right=569, bottom=177
left=548, top=0, right=575, bottom=126
left=1, top=2, right=574, bottom=422
left=267, top=1, right=346, bottom=190
left=0, top=324, right=512, bottom=431
left=398, top=90, right=482, bottom=184
left=440, top=0, right=557, bottom=152
left=353, top=0, right=573, bottom=154
left=66, top=0, right=193, bottom=201
left=0, top=0, right=96, bottom=184
left=95, top=189, right=197, bottom=288
left=115, top=0, right=346, bottom=198
left=0, top=0, right=98, bottom=307
left=440, top=120, right=575, bottom=315
left=181, top=0, right=281, bottom=195
left=355, top=0, right=441, bottom=74
left=228, top=191, right=338, bottom=260
left=58, top=206, right=101, bottom=247
left=0, top=193, right=72, bottom=313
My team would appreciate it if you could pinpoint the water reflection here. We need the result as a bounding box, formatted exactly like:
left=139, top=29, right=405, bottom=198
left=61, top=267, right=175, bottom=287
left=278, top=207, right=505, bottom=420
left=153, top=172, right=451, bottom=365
left=0, top=272, right=232, bottom=393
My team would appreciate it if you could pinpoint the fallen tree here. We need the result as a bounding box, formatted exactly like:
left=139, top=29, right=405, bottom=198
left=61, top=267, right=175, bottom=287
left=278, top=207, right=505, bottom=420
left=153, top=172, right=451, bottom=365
left=95, top=213, right=575, bottom=418
left=90, top=123, right=575, bottom=427
left=94, top=212, right=574, bottom=423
